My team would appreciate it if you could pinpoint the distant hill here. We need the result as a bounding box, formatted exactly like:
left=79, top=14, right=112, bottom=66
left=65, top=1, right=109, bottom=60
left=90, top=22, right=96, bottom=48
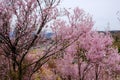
left=45, top=33, right=54, bottom=39
left=2, top=30, right=120, bottom=41
left=98, top=30, right=120, bottom=40
left=109, top=30, right=120, bottom=41
left=45, top=30, right=120, bottom=40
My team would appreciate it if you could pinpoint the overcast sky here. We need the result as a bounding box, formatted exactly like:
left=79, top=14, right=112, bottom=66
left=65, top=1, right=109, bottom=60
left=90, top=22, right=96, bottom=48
left=59, top=0, right=120, bottom=31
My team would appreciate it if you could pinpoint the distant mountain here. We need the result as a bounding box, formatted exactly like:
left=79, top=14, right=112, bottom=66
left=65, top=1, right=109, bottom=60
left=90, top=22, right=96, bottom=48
left=109, top=30, right=120, bottom=41
left=8, top=31, right=54, bottom=38
left=45, top=32, right=54, bottom=39
left=109, top=30, right=120, bottom=34
left=4, top=30, right=120, bottom=40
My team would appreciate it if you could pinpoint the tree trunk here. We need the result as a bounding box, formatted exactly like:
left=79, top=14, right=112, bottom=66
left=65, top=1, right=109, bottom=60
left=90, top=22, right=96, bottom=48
left=18, top=65, right=22, bottom=80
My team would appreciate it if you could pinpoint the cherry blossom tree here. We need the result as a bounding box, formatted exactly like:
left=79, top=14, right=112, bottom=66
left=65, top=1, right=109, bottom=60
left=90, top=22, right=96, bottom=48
left=51, top=8, right=120, bottom=80
left=0, top=0, right=63, bottom=80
